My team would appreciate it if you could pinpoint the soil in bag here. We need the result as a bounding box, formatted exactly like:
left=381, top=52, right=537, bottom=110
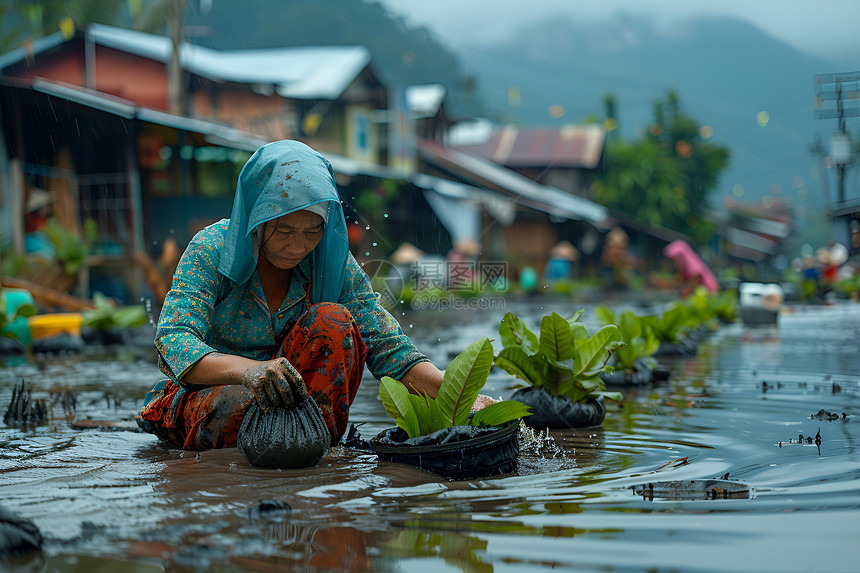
left=370, top=421, right=520, bottom=480
left=237, top=396, right=330, bottom=469
left=511, top=387, right=605, bottom=429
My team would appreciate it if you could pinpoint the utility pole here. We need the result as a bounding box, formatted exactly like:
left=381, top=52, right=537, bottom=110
left=813, top=71, right=860, bottom=248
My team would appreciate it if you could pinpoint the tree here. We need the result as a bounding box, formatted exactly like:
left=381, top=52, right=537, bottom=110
left=591, top=90, right=730, bottom=245
left=0, top=0, right=126, bottom=53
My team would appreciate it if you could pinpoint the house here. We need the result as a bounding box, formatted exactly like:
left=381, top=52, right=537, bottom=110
left=452, top=122, right=605, bottom=197
left=414, top=137, right=609, bottom=276
left=1, top=24, right=616, bottom=304
left=0, top=24, right=388, bottom=164
left=714, top=198, right=795, bottom=269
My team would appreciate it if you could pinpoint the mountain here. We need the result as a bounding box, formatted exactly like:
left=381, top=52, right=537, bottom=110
left=453, top=13, right=849, bottom=232
left=188, top=0, right=484, bottom=118
left=181, top=3, right=846, bottom=241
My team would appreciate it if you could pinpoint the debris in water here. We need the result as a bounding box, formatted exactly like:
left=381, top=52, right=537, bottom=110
left=342, top=423, right=373, bottom=452
left=810, top=409, right=847, bottom=421
left=632, top=479, right=751, bottom=501
left=777, top=428, right=824, bottom=455
left=3, top=381, right=47, bottom=426
left=655, top=457, right=689, bottom=472
left=248, top=499, right=292, bottom=521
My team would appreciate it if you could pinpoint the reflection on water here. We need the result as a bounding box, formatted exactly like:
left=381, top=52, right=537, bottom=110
left=1, top=303, right=859, bottom=572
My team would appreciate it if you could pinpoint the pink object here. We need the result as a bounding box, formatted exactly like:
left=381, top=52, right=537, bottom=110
left=663, top=240, right=719, bottom=293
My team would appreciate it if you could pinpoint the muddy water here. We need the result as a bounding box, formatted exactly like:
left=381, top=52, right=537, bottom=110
left=1, top=301, right=859, bottom=572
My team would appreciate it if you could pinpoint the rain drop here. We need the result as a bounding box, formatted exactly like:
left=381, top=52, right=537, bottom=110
left=365, top=225, right=371, bottom=230
left=384, top=213, right=389, bottom=218
left=372, top=242, right=377, bottom=247
left=365, top=252, right=370, bottom=256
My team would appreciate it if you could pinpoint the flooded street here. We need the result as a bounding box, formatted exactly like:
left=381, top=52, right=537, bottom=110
left=1, top=300, right=859, bottom=572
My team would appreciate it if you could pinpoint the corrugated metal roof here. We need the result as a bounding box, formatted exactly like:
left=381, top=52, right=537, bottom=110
left=13, top=79, right=396, bottom=177
left=4, top=24, right=369, bottom=101
left=0, top=31, right=67, bottom=71
left=417, top=138, right=608, bottom=224
left=30, top=77, right=135, bottom=118
left=88, top=24, right=371, bottom=100
left=454, top=124, right=605, bottom=169
left=406, top=84, right=446, bottom=118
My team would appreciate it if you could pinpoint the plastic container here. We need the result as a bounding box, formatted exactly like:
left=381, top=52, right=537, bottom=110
left=739, top=282, right=783, bottom=325
left=1, top=288, right=35, bottom=346
left=27, top=313, right=83, bottom=340
left=370, top=421, right=520, bottom=480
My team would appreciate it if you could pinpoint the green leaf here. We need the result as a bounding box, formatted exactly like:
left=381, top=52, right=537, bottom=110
left=575, top=324, right=621, bottom=375
left=594, top=305, right=615, bottom=325
left=591, top=390, right=624, bottom=402
left=423, top=392, right=452, bottom=433
left=569, top=321, right=589, bottom=343
left=12, top=303, right=37, bottom=319
left=437, top=337, right=494, bottom=426
left=498, top=312, right=539, bottom=354
left=539, top=312, right=574, bottom=362
left=379, top=376, right=420, bottom=438
left=494, top=347, right=550, bottom=389
left=567, top=309, right=584, bottom=324
left=408, top=393, right=435, bottom=436
left=470, top=400, right=532, bottom=428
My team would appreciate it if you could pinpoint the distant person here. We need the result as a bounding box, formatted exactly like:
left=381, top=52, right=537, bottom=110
left=600, top=227, right=634, bottom=290
left=136, top=140, right=493, bottom=451
left=799, top=254, right=820, bottom=300
left=663, top=239, right=719, bottom=298
left=446, top=239, right=481, bottom=291
left=545, top=240, right=579, bottom=281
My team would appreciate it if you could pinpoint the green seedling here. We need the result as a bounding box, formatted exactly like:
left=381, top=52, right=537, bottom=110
left=494, top=310, right=624, bottom=404
left=81, top=292, right=148, bottom=331
left=640, top=304, right=690, bottom=344
left=595, top=306, right=659, bottom=373
left=379, top=337, right=532, bottom=439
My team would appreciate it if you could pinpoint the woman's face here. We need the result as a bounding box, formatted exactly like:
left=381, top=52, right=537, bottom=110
left=258, top=210, right=325, bottom=270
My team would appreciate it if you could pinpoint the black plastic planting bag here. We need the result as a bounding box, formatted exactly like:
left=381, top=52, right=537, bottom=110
left=600, top=358, right=666, bottom=386
left=0, top=505, right=42, bottom=556
left=237, top=397, right=330, bottom=469
left=655, top=339, right=697, bottom=356
left=511, top=387, right=605, bottom=429
left=370, top=422, right=519, bottom=480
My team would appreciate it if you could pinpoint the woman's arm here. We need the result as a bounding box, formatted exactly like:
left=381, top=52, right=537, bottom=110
left=184, top=352, right=306, bottom=411
left=399, top=360, right=497, bottom=411
left=399, top=360, right=444, bottom=398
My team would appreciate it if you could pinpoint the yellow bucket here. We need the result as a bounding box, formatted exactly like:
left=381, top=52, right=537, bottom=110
left=27, top=313, right=83, bottom=340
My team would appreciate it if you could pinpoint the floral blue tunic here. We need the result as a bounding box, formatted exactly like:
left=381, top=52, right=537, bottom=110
left=155, top=219, right=428, bottom=384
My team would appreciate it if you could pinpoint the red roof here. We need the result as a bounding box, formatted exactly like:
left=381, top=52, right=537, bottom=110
left=454, top=124, right=605, bottom=169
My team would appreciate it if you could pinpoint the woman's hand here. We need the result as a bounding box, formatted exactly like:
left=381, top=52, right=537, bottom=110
left=240, top=358, right=308, bottom=412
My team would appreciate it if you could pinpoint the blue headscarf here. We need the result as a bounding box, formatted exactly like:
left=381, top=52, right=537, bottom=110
left=218, top=140, right=349, bottom=304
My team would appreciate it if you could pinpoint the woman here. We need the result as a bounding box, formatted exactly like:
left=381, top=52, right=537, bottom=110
left=663, top=239, right=719, bottom=298
left=137, top=140, right=451, bottom=450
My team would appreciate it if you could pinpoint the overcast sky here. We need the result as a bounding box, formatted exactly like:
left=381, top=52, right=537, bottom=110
left=377, top=0, right=860, bottom=59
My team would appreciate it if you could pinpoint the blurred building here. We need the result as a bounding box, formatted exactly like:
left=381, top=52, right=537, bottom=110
left=0, top=24, right=611, bottom=304
left=713, top=198, right=795, bottom=278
